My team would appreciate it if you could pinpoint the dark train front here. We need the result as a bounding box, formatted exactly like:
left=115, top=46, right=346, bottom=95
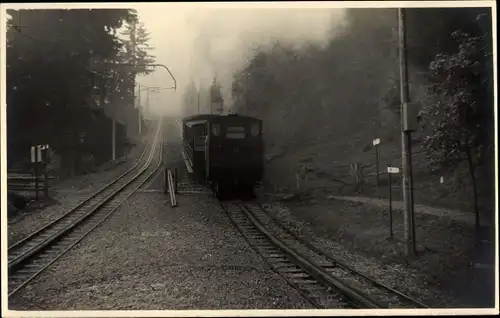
left=205, top=114, right=263, bottom=198
left=181, top=113, right=263, bottom=198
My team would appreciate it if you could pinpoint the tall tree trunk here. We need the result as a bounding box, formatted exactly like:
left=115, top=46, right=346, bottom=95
left=466, top=147, right=480, bottom=231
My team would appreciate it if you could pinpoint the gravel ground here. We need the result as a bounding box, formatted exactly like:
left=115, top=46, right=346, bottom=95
left=9, top=192, right=312, bottom=310
left=7, top=133, right=152, bottom=246
left=258, top=192, right=495, bottom=308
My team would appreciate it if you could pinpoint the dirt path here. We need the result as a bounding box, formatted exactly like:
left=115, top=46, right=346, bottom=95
left=329, top=195, right=477, bottom=225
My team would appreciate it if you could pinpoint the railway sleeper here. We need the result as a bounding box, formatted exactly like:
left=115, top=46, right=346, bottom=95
left=296, top=283, right=327, bottom=292
left=291, top=279, right=320, bottom=285
left=260, top=246, right=281, bottom=252
left=274, top=262, right=300, bottom=269
left=9, top=274, right=26, bottom=282
left=268, top=258, right=289, bottom=264
left=279, top=267, right=304, bottom=273
left=16, top=268, right=38, bottom=275
left=249, top=237, right=268, bottom=242
left=286, top=272, right=311, bottom=279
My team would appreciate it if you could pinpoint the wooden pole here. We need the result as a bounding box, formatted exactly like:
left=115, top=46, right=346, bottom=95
left=138, top=84, right=142, bottom=135
left=398, top=8, right=416, bottom=256
left=388, top=166, right=393, bottom=240
left=167, top=168, right=168, bottom=193
left=43, top=149, right=49, bottom=198
left=375, top=145, right=380, bottom=186
left=35, top=146, right=40, bottom=200
left=174, top=167, right=178, bottom=193
left=112, top=118, right=116, bottom=161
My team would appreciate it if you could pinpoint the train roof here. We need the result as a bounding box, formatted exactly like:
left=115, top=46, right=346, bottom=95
left=185, top=119, right=208, bottom=128
left=182, top=114, right=220, bottom=123
left=208, top=114, right=261, bottom=123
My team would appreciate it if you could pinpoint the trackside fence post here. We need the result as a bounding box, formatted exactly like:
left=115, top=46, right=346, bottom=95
left=164, top=167, right=168, bottom=194
left=174, top=168, right=178, bottom=193
left=388, top=165, right=393, bottom=240
left=43, top=146, right=49, bottom=198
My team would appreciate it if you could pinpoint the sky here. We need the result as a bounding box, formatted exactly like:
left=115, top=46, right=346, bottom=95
left=132, top=3, right=347, bottom=117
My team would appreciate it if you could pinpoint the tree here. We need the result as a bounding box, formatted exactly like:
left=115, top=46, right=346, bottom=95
left=210, top=78, right=224, bottom=114
left=120, top=18, right=156, bottom=74
left=6, top=9, right=135, bottom=176
left=118, top=15, right=156, bottom=109
left=181, top=80, right=199, bottom=116
left=420, top=13, right=493, bottom=230
left=405, top=7, right=490, bottom=69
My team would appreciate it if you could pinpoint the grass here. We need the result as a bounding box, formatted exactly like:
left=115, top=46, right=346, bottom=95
left=263, top=119, right=493, bottom=216
left=258, top=112, right=494, bottom=307
left=260, top=192, right=493, bottom=307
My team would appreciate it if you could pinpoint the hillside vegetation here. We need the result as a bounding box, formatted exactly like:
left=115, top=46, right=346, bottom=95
left=6, top=9, right=155, bottom=178
left=230, top=8, right=494, bottom=221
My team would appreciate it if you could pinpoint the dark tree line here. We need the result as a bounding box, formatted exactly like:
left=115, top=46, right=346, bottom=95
left=181, top=77, right=224, bottom=116
left=230, top=8, right=494, bottom=226
left=6, top=9, right=155, bottom=178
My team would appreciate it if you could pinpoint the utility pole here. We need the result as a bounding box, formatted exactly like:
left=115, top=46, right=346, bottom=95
left=398, top=8, right=416, bottom=257
left=144, top=87, right=160, bottom=120
left=110, top=59, right=117, bottom=161
left=130, top=20, right=138, bottom=137
left=146, top=88, right=150, bottom=115
left=137, top=84, right=142, bottom=135
left=112, top=113, right=116, bottom=161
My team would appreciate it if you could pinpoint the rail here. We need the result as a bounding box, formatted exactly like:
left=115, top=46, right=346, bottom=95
left=222, top=200, right=430, bottom=309
left=8, top=121, right=163, bottom=297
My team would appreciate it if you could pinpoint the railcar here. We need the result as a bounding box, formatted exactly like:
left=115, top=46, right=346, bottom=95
left=204, top=114, right=263, bottom=197
left=181, top=114, right=220, bottom=178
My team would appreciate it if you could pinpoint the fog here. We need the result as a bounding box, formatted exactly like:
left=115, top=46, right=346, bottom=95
left=134, top=4, right=347, bottom=117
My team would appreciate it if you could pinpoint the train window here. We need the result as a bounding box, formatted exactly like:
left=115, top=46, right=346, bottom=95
left=250, top=123, right=260, bottom=136
left=212, top=124, right=220, bottom=136
left=226, top=126, right=246, bottom=139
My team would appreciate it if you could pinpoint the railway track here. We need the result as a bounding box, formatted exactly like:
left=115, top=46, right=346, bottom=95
left=7, top=121, right=164, bottom=297
left=222, top=201, right=430, bottom=309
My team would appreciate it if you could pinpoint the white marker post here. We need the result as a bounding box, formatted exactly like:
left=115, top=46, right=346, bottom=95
left=30, top=146, right=37, bottom=198
left=387, top=165, right=400, bottom=239
left=30, top=146, right=36, bottom=163
left=373, top=138, right=381, bottom=186
left=42, top=145, right=50, bottom=198
left=32, top=145, right=42, bottom=199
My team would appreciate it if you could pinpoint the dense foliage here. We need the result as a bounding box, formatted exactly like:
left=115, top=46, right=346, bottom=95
left=229, top=8, right=494, bottom=215
left=420, top=13, right=493, bottom=226
left=6, top=9, right=155, bottom=177
left=182, top=78, right=224, bottom=116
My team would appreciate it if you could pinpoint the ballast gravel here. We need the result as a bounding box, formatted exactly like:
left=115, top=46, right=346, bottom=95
left=9, top=191, right=313, bottom=310
left=8, top=139, right=148, bottom=246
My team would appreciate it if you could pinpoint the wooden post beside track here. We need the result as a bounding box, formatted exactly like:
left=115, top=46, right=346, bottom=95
left=43, top=148, right=49, bottom=198
left=373, top=138, right=381, bottom=186
left=167, top=168, right=177, bottom=207
left=388, top=166, right=393, bottom=240
left=163, top=168, right=168, bottom=194
left=174, top=168, right=178, bottom=193
left=387, top=165, right=400, bottom=240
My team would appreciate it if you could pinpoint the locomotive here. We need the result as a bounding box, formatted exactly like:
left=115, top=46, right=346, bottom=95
left=181, top=113, right=263, bottom=197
